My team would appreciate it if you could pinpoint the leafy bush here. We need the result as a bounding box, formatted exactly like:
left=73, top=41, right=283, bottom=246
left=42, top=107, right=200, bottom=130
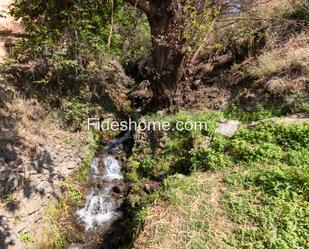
left=59, top=97, right=94, bottom=130
left=191, top=146, right=233, bottom=171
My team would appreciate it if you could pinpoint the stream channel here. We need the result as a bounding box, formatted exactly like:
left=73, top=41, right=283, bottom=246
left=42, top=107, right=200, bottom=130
left=69, top=129, right=133, bottom=249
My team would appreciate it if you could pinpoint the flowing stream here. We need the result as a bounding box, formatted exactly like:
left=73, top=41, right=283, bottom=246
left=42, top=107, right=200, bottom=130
left=76, top=156, right=124, bottom=231
left=70, top=133, right=131, bottom=249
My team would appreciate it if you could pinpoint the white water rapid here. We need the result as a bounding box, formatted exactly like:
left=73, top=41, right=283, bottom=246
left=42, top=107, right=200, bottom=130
left=76, top=155, right=124, bottom=231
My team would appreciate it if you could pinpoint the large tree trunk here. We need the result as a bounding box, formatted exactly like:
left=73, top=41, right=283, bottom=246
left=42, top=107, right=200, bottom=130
left=127, top=0, right=186, bottom=109
left=147, top=1, right=186, bottom=108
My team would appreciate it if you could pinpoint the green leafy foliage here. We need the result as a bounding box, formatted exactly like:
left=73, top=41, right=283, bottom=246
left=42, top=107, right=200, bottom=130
left=191, top=146, right=233, bottom=171
left=128, top=110, right=309, bottom=208
left=119, top=7, right=151, bottom=68
left=19, top=232, right=33, bottom=244
left=192, top=121, right=309, bottom=170
left=224, top=163, right=308, bottom=249
left=12, top=0, right=124, bottom=58
left=128, top=111, right=224, bottom=178
left=59, top=97, right=94, bottom=130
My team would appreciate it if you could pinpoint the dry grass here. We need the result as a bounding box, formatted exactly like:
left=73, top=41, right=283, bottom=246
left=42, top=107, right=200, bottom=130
left=249, top=33, right=309, bottom=79
left=132, top=172, right=236, bottom=249
left=252, top=0, right=296, bottom=19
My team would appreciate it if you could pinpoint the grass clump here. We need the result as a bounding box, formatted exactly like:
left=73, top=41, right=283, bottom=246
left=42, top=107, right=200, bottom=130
left=224, top=105, right=285, bottom=122
left=132, top=173, right=220, bottom=249
left=248, top=34, right=309, bottom=80
left=19, top=232, right=33, bottom=245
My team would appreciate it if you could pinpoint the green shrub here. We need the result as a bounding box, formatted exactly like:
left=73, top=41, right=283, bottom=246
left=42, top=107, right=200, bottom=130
left=284, top=148, right=309, bottom=167
left=246, top=143, right=283, bottom=163
left=59, top=97, right=94, bottom=130
left=191, top=147, right=233, bottom=171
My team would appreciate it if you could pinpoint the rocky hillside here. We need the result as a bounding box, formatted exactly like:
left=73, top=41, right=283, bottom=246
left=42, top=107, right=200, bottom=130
left=0, top=70, right=98, bottom=248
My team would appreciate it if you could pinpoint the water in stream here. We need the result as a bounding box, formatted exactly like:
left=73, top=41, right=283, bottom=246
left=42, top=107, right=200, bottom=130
left=76, top=156, right=124, bottom=231
left=70, top=133, right=131, bottom=249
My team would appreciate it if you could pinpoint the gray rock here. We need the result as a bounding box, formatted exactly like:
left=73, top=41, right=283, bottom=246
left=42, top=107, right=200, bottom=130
left=172, top=173, right=186, bottom=179
left=216, top=120, right=240, bottom=137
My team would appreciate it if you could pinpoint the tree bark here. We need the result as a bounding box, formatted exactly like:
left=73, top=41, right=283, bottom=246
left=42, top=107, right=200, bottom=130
left=127, top=0, right=186, bottom=109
